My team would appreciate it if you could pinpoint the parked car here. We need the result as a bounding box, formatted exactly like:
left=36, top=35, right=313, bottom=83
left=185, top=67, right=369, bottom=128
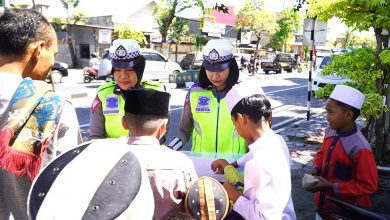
left=46, top=61, right=69, bottom=84
left=312, top=55, right=351, bottom=92
left=99, top=48, right=182, bottom=81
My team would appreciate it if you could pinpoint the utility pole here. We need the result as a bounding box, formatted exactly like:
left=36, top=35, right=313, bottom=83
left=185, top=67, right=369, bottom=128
left=307, top=17, right=316, bottom=121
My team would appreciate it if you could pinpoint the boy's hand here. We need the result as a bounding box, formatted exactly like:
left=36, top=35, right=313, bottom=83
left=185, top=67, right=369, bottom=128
left=310, top=167, right=320, bottom=176
left=223, top=182, right=241, bottom=203
left=211, top=159, right=229, bottom=174
left=306, top=176, right=333, bottom=192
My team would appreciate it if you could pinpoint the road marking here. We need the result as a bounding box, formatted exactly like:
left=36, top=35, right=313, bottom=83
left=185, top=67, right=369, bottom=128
left=266, top=85, right=307, bottom=94
left=79, top=85, right=309, bottom=129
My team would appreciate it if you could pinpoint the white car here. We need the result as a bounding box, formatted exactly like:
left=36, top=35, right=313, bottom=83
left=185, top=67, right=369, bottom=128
left=312, top=55, right=351, bottom=92
left=99, top=48, right=182, bottom=81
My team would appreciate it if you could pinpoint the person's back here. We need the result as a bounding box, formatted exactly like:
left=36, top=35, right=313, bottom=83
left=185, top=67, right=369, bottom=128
left=89, top=53, right=100, bottom=71
left=0, top=9, right=81, bottom=220
left=123, top=89, right=198, bottom=219
left=211, top=81, right=295, bottom=220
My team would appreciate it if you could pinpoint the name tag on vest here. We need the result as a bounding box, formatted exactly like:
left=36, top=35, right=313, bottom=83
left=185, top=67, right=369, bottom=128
left=104, top=95, right=119, bottom=114
left=195, top=96, right=211, bottom=113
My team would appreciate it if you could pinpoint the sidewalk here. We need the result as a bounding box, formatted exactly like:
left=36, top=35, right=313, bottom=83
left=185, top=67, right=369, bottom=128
left=277, top=111, right=328, bottom=220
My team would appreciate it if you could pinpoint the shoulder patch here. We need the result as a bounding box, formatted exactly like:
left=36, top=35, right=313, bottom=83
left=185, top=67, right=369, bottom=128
left=91, top=96, right=102, bottom=113
left=97, top=81, right=116, bottom=92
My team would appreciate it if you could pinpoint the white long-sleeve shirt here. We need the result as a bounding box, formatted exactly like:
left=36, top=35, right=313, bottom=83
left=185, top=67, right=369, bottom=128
left=233, top=130, right=296, bottom=220
left=236, top=134, right=290, bottom=167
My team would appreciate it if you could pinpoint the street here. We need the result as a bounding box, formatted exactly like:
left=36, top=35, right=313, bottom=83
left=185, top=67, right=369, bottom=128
left=56, top=68, right=326, bottom=150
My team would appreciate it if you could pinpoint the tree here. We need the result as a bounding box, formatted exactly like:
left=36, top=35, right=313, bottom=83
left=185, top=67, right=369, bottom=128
left=307, top=0, right=390, bottom=165
left=236, top=0, right=278, bottom=55
left=341, top=28, right=355, bottom=49
left=59, top=0, right=88, bottom=67
left=167, top=19, right=189, bottom=62
left=154, top=0, right=228, bottom=43
left=269, top=8, right=301, bottom=52
left=114, top=25, right=147, bottom=45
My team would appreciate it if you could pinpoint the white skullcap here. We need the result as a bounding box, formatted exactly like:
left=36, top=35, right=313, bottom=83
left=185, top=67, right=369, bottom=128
left=226, top=81, right=265, bottom=112
left=330, top=85, right=365, bottom=110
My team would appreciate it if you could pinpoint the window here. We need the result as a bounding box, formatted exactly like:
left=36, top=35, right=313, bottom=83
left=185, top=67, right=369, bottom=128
left=80, top=44, right=90, bottom=59
left=150, top=53, right=166, bottom=62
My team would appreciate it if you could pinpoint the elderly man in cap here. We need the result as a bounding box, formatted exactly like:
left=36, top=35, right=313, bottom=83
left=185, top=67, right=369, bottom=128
left=122, top=88, right=198, bottom=219
left=168, top=39, right=246, bottom=154
left=89, top=39, right=165, bottom=141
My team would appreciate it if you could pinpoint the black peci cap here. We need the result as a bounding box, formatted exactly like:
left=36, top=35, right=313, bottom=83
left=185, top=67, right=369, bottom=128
left=124, top=89, right=170, bottom=117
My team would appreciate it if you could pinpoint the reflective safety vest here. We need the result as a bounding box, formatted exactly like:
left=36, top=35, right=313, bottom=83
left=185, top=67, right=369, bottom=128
left=97, top=80, right=165, bottom=138
left=189, top=86, right=246, bottom=154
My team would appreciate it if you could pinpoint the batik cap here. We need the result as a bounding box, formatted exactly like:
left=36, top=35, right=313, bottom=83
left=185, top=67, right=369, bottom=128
left=110, top=39, right=142, bottom=68
left=202, top=39, right=233, bottom=71
left=27, top=139, right=155, bottom=220
left=329, top=85, right=365, bottom=110
left=226, top=81, right=265, bottom=112
left=184, top=177, right=229, bottom=220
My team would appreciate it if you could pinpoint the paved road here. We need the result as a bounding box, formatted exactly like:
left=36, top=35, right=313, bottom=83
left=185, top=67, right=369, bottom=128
left=56, top=69, right=325, bottom=147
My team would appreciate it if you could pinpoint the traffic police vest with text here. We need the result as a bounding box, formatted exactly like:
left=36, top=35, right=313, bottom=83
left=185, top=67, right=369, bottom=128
left=189, top=86, right=246, bottom=154
left=97, top=80, right=164, bottom=138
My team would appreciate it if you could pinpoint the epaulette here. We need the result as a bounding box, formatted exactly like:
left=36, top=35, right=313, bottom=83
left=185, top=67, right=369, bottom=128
left=97, top=81, right=116, bottom=92
left=142, top=80, right=161, bottom=86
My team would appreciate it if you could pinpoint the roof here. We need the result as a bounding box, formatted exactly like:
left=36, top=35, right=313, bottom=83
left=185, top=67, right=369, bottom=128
left=208, top=6, right=236, bottom=26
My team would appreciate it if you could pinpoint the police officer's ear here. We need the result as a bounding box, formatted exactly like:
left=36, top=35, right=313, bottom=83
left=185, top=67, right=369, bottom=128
left=121, top=116, right=128, bottom=130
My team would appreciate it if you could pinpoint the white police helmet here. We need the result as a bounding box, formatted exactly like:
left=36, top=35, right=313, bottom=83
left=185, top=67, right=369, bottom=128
left=109, top=39, right=142, bottom=68
left=202, top=39, right=233, bottom=71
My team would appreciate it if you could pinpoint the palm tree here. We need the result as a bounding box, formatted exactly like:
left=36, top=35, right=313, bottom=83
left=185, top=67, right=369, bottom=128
left=190, top=35, right=206, bottom=69
left=59, top=0, right=80, bottom=67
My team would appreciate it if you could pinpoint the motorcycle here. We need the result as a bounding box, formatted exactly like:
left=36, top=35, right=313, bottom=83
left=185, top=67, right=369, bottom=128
left=83, top=67, right=99, bottom=83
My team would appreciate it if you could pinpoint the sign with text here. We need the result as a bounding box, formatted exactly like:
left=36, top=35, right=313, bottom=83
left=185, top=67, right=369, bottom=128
left=303, top=19, right=327, bottom=46
left=202, top=21, right=226, bottom=36
left=98, top=29, right=112, bottom=44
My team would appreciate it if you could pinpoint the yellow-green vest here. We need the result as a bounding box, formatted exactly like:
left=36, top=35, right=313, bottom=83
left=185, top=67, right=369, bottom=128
left=189, top=86, right=246, bottom=154
left=97, top=80, right=164, bottom=138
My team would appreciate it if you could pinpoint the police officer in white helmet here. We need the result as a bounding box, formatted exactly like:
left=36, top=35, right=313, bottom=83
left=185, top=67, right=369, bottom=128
left=89, top=39, right=165, bottom=141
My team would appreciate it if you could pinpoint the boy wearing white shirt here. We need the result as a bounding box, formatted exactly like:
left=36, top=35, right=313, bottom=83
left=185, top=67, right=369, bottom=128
left=211, top=81, right=296, bottom=220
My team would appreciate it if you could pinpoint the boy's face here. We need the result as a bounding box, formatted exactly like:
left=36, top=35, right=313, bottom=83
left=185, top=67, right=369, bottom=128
left=231, top=114, right=248, bottom=140
left=325, top=99, right=352, bottom=131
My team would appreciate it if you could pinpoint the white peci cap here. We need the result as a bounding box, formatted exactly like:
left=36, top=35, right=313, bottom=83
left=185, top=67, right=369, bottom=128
left=226, top=81, right=265, bottom=112
left=329, top=85, right=365, bottom=110
left=109, top=39, right=142, bottom=68
left=202, top=39, right=233, bottom=71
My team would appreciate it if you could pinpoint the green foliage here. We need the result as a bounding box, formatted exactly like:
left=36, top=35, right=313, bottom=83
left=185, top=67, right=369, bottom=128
left=168, top=19, right=189, bottom=44
left=363, top=93, right=388, bottom=120
left=192, top=35, right=206, bottom=52
left=269, top=8, right=301, bottom=50
left=315, top=84, right=335, bottom=98
left=154, top=0, right=220, bottom=42
left=307, top=0, right=390, bottom=32
left=352, top=34, right=376, bottom=49
left=380, top=50, right=390, bottom=65
left=70, top=10, right=88, bottom=25
left=59, top=0, right=80, bottom=10
left=51, top=18, right=67, bottom=32
left=315, top=49, right=387, bottom=123
left=235, top=0, right=278, bottom=42
left=114, top=25, right=147, bottom=45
